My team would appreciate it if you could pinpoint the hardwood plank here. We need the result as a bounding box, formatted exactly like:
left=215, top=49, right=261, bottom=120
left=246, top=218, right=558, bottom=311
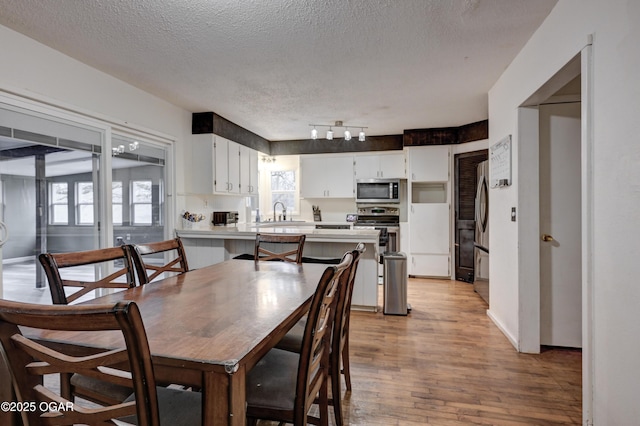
left=259, top=278, right=581, bottom=425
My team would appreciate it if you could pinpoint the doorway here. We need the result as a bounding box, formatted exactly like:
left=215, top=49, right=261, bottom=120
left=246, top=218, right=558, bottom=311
left=0, top=98, right=172, bottom=303
left=454, top=150, right=488, bottom=283
left=539, top=97, right=582, bottom=348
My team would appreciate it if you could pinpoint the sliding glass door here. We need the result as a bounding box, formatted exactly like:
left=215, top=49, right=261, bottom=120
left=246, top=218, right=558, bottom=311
left=0, top=102, right=104, bottom=302
left=0, top=99, right=172, bottom=303
left=110, top=133, right=167, bottom=254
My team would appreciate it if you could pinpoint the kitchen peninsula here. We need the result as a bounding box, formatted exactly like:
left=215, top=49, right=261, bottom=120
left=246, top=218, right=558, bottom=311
left=176, top=224, right=380, bottom=310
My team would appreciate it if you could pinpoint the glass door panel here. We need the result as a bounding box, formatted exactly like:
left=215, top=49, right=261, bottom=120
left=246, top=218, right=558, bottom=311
left=111, top=134, right=167, bottom=274
left=0, top=103, right=103, bottom=303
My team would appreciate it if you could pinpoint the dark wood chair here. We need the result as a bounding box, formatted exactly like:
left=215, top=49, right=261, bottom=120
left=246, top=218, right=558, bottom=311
left=275, top=242, right=366, bottom=426
left=0, top=299, right=201, bottom=426
left=246, top=253, right=353, bottom=426
left=131, top=237, right=190, bottom=285
left=254, top=233, right=306, bottom=264
left=38, top=246, right=138, bottom=407
left=38, top=246, right=137, bottom=305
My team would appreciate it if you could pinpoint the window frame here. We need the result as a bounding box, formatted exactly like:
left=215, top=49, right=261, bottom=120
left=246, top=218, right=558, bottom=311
left=268, top=169, right=299, bottom=216
left=112, top=181, right=123, bottom=226
left=49, top=182, right=69, bottom=225
left=130, top=179, right=153, bottom=226
left=75, top=181, right=94, bottom=226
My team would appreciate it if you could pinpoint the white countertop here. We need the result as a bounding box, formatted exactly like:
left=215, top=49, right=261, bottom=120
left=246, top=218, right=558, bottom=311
left=176, top=223, right=379, bottom=244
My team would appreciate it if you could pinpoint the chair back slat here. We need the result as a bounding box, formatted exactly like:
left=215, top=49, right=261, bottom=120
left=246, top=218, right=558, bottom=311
left=296, top=253, right=352, bottom=424
left=39, top=246, right=136, bottom=305
left=336, top=242, right=366, bottom=354
left=254, top=233, right=306, bottom=264
left=131, top=238, right=189, bottom=285
left=0, top=300, right=160, bottom=426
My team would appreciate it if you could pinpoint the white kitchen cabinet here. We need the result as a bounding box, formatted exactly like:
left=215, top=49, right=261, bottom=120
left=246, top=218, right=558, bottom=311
left=190, top=134, right=258, bottom=196
left=354, top=151, right=405, bottom=179
left=410, top=254, right=450, bottom=277
left=408, top=145, right=450, bottom=182
left=190, top=134, right=216, bottom=194
left=300, top=154, right=354, bottom=198
left=240, top=145, right=259, bottom=195
left=215, top=138, right=240, bottom=194
left=409, top=203, right=450, bottom=277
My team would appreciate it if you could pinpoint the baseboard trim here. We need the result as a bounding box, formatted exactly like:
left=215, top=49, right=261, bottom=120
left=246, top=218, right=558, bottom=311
left=486, top=309, right=520, bottom=351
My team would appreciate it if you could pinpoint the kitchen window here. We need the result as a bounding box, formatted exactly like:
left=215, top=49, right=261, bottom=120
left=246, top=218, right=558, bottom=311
left=270, top=170, right=297, bottom=214
left=49, top=182, right=69, bottom=225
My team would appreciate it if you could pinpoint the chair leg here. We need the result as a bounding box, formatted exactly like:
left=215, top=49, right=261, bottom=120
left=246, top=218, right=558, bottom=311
left=319, top=379, right=329, bottom=426
left=341, top=340, right=352, bottom=391
left=331, top=363, right=344, bottom=426
left=60, top=373, right=73, bottom=401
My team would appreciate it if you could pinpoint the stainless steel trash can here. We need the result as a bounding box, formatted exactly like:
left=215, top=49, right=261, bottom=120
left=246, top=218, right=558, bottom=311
left=383, top=251, right=408, bottom=315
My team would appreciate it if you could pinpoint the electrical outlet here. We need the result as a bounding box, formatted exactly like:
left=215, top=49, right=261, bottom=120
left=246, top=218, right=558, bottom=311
left=126, top=234, right=131, bottom=240
left=511, top=207, right=516, bottom=222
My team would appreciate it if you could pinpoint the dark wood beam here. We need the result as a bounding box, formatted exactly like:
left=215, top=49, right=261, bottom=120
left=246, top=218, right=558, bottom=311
left=270, top=135, right=403, bottom=156
left=192, top=112, right=270, bottom=153
left=404, top=120, right=488, bottom=146
left=458, top=120, right=489, bottom=144
left=192, top=112, right=487, bottom=155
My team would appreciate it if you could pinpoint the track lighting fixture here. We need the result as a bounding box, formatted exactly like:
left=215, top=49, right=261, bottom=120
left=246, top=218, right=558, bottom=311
left=309, top=121, right=367, bottom=141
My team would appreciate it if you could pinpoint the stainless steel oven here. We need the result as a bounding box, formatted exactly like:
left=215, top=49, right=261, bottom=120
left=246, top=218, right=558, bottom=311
left=354, top=206, right=400, bottom=253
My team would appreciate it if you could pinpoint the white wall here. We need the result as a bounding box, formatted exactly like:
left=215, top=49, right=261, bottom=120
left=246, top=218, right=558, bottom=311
left=488, top=0, right=640, bottom=423
left=0, top=25, right=192, bottom=197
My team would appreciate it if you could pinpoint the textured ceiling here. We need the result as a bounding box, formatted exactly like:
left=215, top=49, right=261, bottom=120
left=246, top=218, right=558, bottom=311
left=0, top=0, right=557, bottom=141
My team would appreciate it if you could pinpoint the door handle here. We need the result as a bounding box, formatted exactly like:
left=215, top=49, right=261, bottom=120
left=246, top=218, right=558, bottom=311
left=541, top=234, right=554, bottom=242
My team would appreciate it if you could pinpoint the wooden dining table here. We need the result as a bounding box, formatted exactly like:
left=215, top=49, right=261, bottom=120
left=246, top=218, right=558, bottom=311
left=29, top=259, right=329, bottom=426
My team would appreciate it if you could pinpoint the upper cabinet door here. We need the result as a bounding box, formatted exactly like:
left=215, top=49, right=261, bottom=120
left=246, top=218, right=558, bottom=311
left=190, top=134, right=215, bottom=194
left=354, top=155, right=379, bottom=179
left=239, top=145, right=250, bottom=195
left=408, top=146, right=450, bottom=182
left=354, top=152, right=405, bottom=179
left=214, top=137, right=230, bottom=193
left=300, top=154, right=354, bottom=198
left=227, top=140, right=241, bottom=194
left=378, top=152, right=406, bottom=178
left=240, top=145, right=259, bottom=195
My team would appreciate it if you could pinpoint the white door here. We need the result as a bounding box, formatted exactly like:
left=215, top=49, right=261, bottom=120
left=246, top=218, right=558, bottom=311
left=539, top=102, right=582, bottom=347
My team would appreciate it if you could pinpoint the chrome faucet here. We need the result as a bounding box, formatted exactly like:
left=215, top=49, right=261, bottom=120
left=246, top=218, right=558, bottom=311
left=273, top=201, right=287, bottom=222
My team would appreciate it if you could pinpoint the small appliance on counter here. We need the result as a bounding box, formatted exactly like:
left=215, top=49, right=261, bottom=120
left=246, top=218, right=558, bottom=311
left=212, top=211, right=239, bottom=226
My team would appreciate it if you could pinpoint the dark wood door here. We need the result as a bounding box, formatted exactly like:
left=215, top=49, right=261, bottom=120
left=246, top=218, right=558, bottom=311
left=454, top=150, right=488, bottom=282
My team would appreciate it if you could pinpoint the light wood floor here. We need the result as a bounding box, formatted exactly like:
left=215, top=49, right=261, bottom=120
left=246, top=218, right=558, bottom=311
left=263, top=278, right=582, bottom=425
left=4, top=265, right=582, bottom=425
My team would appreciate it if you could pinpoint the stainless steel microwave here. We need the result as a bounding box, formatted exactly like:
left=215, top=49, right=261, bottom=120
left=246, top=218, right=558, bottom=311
left=356, top=179, right=400, bottom=203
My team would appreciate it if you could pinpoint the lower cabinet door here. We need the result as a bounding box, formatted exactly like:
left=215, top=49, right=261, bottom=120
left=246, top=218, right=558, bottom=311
left=410, top=254, right=450, bottom=277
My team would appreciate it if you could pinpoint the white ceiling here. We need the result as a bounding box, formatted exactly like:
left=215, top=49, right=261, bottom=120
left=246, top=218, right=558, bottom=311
left=0, top=0, right=557, bottom=141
